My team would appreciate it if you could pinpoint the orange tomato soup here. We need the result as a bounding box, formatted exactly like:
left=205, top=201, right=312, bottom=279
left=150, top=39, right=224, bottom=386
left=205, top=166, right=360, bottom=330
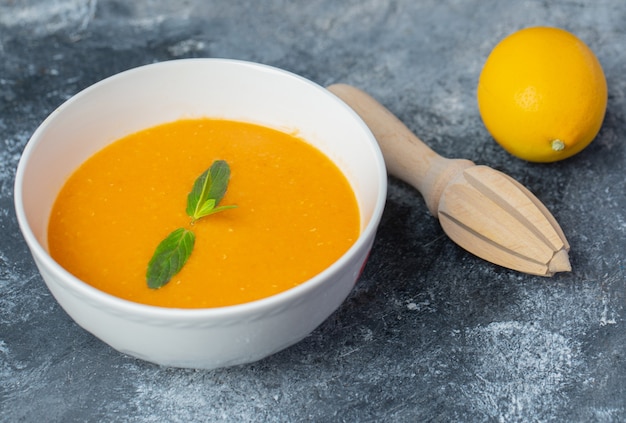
left=48, top=119, right=360, bottom=308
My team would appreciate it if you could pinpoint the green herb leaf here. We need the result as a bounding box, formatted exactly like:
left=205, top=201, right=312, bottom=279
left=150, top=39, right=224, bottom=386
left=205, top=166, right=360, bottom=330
left=186, top=160, right=234, bottom=222
left=194, top=200, right=238, bottom=220
left=146, top=228, right=195, bottom=289
left=146, top=160, right=236, bottom=289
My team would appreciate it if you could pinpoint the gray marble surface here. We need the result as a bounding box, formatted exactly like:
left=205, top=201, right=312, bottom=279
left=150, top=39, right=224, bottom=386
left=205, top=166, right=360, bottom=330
left=1, top=1, right=625, bottom=421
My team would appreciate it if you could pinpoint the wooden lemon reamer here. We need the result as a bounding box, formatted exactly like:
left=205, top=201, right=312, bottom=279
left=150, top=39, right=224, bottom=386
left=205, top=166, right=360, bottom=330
left=327, top=84, right=571, bottom=276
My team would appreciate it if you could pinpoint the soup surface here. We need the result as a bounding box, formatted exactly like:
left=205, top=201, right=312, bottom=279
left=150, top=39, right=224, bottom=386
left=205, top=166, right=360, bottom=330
left=48, top=119, right=360, bottom=308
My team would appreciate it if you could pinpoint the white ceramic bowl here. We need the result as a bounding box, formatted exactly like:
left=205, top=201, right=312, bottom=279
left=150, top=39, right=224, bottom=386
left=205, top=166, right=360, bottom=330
left=14, top=58, right=387, bottom=369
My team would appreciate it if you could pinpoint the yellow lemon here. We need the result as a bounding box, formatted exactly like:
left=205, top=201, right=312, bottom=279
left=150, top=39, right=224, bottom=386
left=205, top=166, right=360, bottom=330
left=477, top=26, right=607, bottom=162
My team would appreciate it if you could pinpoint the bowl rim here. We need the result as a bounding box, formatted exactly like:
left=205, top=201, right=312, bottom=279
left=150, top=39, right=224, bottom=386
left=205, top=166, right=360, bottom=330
left=13, top=58, right=387, bottom=319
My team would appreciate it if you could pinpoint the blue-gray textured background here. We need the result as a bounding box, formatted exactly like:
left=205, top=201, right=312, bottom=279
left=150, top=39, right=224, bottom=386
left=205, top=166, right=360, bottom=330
left=1, top=1, right=624, bottom=421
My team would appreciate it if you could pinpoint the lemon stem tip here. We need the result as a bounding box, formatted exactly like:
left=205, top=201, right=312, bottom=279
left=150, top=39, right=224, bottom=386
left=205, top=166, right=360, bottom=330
left=551, top=139, right=565, bottom=151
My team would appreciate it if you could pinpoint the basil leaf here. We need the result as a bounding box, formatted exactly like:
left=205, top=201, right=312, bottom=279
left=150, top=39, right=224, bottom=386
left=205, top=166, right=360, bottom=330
left=146, top=228, right=195, bottom=289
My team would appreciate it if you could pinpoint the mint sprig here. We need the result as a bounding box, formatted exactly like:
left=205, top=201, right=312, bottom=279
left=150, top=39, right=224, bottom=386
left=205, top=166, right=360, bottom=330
left=146, top=160, right=236, bottom=289
left=146, top=228, right=195, bottom=289
left=186, top=160, right=237, bottom=223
